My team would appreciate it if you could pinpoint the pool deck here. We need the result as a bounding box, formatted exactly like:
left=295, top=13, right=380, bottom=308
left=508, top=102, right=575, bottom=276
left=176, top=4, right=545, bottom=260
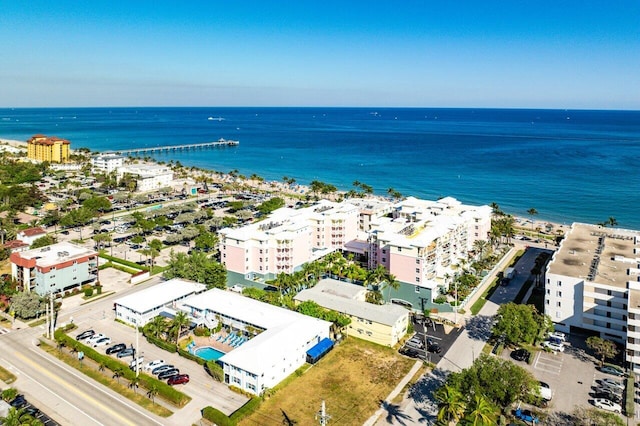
left=191, top=332, right=239, bottom=354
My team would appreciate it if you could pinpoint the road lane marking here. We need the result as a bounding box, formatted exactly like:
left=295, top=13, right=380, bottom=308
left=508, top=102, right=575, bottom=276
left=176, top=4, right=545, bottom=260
left=2, top=355, right=105, bottom=426
left=26, top=347, right=165, bottom=425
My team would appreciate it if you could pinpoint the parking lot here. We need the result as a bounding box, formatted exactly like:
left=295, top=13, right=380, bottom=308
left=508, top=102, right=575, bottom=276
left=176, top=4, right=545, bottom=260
left=69, top=306, right=248, bottom=417
left=399, top=316, right=463, bottom=364
left=504, top=334, right=629, bottom=420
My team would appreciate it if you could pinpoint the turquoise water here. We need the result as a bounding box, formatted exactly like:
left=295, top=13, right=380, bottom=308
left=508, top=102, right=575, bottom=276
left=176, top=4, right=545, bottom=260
left=194, top=346, right=225, bottom=361
left=1, top=107, right=639, bottom=228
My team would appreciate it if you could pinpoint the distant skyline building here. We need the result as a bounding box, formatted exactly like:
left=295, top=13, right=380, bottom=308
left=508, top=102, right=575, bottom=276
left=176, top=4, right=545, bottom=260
left=91, top=152, right=125, bottom=174
left=27, top=134, right=70, bottom=163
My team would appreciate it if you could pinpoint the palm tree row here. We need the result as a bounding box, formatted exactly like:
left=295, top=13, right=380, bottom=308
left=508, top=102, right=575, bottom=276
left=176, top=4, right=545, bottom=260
left=435, top=385, right=498, bottom=426
left=143, top=311, right=191, bottom=345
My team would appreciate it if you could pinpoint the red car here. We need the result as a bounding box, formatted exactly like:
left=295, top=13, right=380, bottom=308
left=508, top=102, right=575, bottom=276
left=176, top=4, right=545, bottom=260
left=167, top=374, right=189, bottom=385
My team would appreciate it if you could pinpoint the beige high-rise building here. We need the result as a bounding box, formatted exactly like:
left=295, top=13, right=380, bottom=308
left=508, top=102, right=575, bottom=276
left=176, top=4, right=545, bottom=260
left=27, top=134, right=70, bottom=163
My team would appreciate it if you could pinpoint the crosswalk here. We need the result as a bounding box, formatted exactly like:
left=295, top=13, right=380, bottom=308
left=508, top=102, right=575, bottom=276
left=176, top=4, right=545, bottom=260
left=0, top=328, right=10, bottom=335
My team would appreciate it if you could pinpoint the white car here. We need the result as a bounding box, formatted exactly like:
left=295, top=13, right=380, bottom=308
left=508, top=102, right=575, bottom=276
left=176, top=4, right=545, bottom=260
left=593, top=398, right=622, bottom=413
left=93, top=337, right=111, bottom=347
left=538, top=381, right=552, bottom=401
left=85, top=333, right=106, bottom=344
left=144, top=359, right=165, bottom=372
left=542, top=341, right=565, bottom=352
left=549, top=331, right=566, bottom=341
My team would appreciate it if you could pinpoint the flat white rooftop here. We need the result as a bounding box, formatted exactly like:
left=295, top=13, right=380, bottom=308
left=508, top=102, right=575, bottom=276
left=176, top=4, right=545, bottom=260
left=17, top=242, right=97, bottom=267
left=114, top=278, right=206, bottom=314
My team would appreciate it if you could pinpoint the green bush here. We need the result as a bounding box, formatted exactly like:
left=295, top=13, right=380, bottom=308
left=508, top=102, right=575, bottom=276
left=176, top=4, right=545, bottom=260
left=84, top=288, right=93, bottom=297
left=99, top=253, right=149, bottom=271
left=177, top=348, right=205, bottom=365
left=433, top=295, right=447, bottom=304
left=193, top=327, right=211, bottom=337
left=205, top=360, right=224, bottom=382
left=202, top=406, right=234, bottom=426
left=145, top=334, right=177, bottom=353
left=229, top=397, right=261, bottom=424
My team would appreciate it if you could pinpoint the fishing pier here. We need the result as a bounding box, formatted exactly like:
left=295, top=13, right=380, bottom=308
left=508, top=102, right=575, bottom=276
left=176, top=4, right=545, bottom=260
left=117, top=138, right=238, bottom=155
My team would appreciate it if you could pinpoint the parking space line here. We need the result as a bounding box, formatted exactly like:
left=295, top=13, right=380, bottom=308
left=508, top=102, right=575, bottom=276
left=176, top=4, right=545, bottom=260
left=534, top=352, right=563, bottom=375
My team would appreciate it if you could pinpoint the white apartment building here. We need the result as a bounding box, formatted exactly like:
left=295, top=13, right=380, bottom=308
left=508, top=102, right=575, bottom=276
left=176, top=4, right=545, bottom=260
left=219, top=200, right=359, bottom=283
left=117, top=164, right=173, bottom=192
left=545, top=223, right=640, bottom=373
left=92, top=153, right=125, bottom=174
left=181, top=288, right=331, bottom=395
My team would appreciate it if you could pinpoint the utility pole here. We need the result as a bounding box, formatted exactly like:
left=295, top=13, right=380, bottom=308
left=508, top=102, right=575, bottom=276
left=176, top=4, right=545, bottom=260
left=316, top=400, right=331, bottom=426
left=45, top=294, right=50, bottom=339
left=49, top=292, right=55, bottom=338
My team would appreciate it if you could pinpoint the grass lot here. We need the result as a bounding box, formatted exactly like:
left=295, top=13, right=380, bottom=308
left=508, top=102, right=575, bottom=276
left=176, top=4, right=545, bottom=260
left=0, top=364, right=17, bottom=384
left=239, top=337, right=416, bottom=426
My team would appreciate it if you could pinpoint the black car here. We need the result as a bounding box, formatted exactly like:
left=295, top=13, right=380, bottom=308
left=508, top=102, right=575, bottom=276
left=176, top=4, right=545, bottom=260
left=511, top=348, right=531, bottom=362
left=76, top=330, right=95, bottom=341
left=117, top=347, right=136, bottom=358
left=157, top=368, right=180, bottom=380
left=399, top=347, right=426, bottom=360
left=592, top=391, right=622, bottom=404
left=427, top=343, right=442, bottom=354
left=10, top=395, right=27, bottom=408
left=106, top=343, right=127, bottom=355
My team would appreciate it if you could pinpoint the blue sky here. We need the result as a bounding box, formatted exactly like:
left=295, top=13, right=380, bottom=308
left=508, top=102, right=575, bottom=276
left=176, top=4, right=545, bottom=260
left=1, top=1, right=638, bottom=109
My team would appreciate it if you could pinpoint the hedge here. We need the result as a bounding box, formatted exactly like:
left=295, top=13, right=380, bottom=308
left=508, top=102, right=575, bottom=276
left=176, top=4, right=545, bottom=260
left=177, top=348, right=206, bottom=365
left=145, top=334, right=177, bottom=353
left=54, top=330, right=189, bottom=407
left=229, top=397, right=261, bottom=423
left=99, top=253, right=149, bottom=271
left=202, top=406, right=235, bottom=426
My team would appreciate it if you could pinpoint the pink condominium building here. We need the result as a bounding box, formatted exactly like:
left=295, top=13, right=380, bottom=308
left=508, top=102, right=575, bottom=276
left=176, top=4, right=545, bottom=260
left=367, top=197, right=492, bottom=294
left=219, top=200, right=359, bottom=282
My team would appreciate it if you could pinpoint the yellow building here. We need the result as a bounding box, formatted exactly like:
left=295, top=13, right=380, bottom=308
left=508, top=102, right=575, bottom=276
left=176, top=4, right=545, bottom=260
left=27, top=134, right=70, bottom=163
left=294, top=278, right=409, bottom=347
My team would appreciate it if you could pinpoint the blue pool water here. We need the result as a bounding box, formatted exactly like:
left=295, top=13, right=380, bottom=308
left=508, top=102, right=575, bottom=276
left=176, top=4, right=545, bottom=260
left=194, top=346, right=225, bottom=361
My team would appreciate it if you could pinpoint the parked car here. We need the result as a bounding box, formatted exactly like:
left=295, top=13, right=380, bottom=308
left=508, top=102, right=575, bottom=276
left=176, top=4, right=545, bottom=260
left=592, top=398, right=622, bottom=413
left=93, top=337, right=111, bottom=347
left=117, top=347, right=136, bottom=358
left=599, top=365, right=626, bottom=377
left=144, top=359, right=165, bottom=372
left=10, top=395, right=27, bottom=408
left=427, top=342, right=442, bottom=354
left=538, top=381, right=552, bottom=401
left=152, top=365, right=175, bottom=375
left=106, top=343, right=127, bottom=355
left=514, top=408, right=539, bottom=424
left=399, top=347, right=426, bottom=361
left=541, top=341, right=565, bottom=352
left=592, top=391, right=622, bottom=404
left=167, top=374, right=190, bottom=385
left=598, top=378, right=624, bottom=391
left=76, top=330, right=95, bottom=341
left=596, top=383, right=623, bottom=396
left=511, top=348, right=531, bottom=362
left=86, top=333, right=107, bottom=345
left=158, top=369, right=180, bottom=380
left=549, top=331, right=566, bottom=341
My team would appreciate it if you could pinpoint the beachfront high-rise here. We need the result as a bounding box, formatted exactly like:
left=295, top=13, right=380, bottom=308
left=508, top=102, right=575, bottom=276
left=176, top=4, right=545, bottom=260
left=219, top=200, right=359, bottom=285
left=27, top=134, right=70, bottom=163
left=363, top=197, right=492, bottom=310
left=545, top=223, right=640, bottom=373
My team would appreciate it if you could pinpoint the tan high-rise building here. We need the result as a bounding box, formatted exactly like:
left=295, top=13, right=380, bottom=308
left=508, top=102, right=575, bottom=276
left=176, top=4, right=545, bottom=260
left=27, top=134, right=70, bottom=163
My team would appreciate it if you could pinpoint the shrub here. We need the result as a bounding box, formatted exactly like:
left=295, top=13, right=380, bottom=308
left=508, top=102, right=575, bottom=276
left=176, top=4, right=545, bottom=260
left=145, top=334, right=177, bottom=353
left=205, top=360, right=224, bottom=382
left=96, top=285, right=102, bottom=295
left=193, top=327, right=211, bottom=337
left=202, top=406, right=234, bottom=426
left=84, top=288, right=93, bottom=297
left=177, top=348, right=205, bottom=365
left=433, top=295, right=447, bottom=304
left=1, top=388, right=18, bottom=402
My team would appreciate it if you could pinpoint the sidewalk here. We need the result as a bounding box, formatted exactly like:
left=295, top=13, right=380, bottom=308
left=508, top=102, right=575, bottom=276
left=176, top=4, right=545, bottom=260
left=362, top=360, right=423, bottom=426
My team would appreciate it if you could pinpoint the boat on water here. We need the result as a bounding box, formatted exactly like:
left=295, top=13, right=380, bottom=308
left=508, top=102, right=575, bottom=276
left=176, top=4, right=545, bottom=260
left=208, top=117, right=225, bottom=121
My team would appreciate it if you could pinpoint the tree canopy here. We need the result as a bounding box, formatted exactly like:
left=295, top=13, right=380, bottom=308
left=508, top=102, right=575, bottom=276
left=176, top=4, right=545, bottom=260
left=163, top=251, right=227, bottom=289
left=586, top=336, right=619, bottom=366
left=257, top=197, right=285, bottom=215
left=492, top=302, right=552, bottom=346
left=9, top=292, right=45, bottom=319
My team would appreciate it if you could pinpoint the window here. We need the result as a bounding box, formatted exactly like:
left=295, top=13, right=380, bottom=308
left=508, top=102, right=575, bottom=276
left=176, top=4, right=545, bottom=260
left=556, top=301, right=561, bottom=307
left=556, top=291, right=562, bottom=297
left=415, top=268, right=420, bottom=273
left=546, top=299, right=549, bottom=305
left=415, top=285, right=420, bottom=292
left=382, top=249, right=386, bottom=254
left=557, top=281, right=562, bottom=287
left=556, top=311, right=561, bottom=318
left=416, top=259, right=420, bottom=264
left=546, top=289, right=550, bottom=295
left=398, top=247, right=402, bottom=252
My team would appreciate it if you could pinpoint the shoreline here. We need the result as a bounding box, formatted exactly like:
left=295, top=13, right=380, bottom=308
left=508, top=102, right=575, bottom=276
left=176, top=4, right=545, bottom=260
left=0, top=137, right=584, bottom=234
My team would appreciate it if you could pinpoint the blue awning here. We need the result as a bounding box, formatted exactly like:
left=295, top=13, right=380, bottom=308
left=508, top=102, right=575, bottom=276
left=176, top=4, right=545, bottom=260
left=306, top=338, right=334, bottom=363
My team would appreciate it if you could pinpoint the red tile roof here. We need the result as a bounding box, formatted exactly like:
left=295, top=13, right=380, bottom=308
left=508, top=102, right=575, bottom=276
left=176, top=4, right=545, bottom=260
left=19, top=227, right=46, bottom=237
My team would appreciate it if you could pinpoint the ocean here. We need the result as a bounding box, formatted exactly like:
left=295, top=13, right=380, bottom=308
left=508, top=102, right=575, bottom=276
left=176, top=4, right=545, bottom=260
left=1, top=107, right=639, bottom=229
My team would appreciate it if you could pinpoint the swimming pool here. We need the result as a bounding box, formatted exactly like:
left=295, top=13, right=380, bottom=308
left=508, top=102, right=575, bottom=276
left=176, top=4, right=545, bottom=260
left=194, top=346, right=226, bottom=361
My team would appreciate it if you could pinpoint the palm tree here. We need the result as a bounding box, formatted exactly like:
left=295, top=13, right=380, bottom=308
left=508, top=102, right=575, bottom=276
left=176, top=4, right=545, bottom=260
left=0, top=407, right=26, bottom=426
left=147, top=315, right=167, bottom=339
left=384, top=273, right=400, bottom=302
left=473, top=240, right=490, bottom=260
left=435, top=385, right=466, bottom=425
left=129, top=376, right=140, bottom=394
left=170, top=311, right=190, bottom=344
left=527, top=208, right=538, bottom=234
left=366, top=265, right=388, bottom=290
left=112, top=368, right=124, bottom=384
left=608, top=217, right=618, bottom=227
left=147, top=385, right=159, bottom=405
left=463, top=394, right=497, bottom=426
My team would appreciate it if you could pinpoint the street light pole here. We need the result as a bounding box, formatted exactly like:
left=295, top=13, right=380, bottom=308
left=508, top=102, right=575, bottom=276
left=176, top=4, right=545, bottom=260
left=135, top=324, right=140, bottom=378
